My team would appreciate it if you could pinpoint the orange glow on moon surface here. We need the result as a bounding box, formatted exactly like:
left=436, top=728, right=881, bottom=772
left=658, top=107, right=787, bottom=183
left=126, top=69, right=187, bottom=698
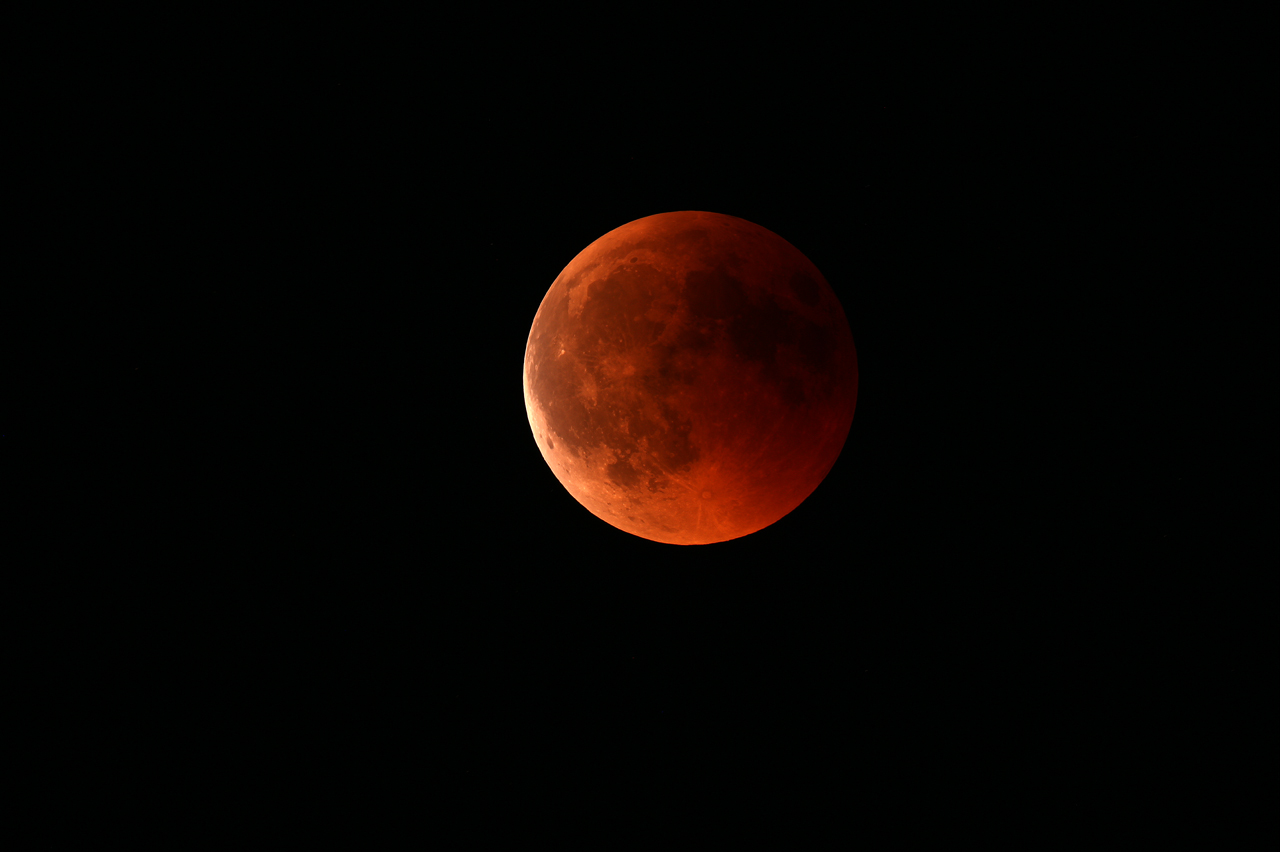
left=523, top=211, right=858, bottom=545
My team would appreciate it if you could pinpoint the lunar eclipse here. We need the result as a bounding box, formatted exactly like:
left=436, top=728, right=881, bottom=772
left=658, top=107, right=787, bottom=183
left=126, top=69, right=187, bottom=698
left=523, top=211, right=858, bottom=545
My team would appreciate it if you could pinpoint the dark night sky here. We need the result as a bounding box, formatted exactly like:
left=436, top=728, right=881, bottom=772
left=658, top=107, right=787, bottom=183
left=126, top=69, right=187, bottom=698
left=49, top=27, right=1270, bottom=814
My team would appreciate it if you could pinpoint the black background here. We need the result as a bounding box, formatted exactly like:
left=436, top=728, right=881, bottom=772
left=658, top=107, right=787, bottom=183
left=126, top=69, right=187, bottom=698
left=35, top=13, right=1273, bottom=824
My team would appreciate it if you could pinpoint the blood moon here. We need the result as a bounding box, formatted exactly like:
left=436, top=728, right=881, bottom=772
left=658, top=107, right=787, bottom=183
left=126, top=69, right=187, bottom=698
left=523, top=211, right=857, bottom=545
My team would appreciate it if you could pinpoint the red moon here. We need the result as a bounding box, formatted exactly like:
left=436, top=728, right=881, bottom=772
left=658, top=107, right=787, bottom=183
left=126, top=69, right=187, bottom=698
left=523, top=211, right=858, bottom=545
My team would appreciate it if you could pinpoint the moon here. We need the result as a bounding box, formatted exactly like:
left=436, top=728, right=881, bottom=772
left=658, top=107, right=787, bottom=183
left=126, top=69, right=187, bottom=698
left=523, top=211, right=858, bottom=545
